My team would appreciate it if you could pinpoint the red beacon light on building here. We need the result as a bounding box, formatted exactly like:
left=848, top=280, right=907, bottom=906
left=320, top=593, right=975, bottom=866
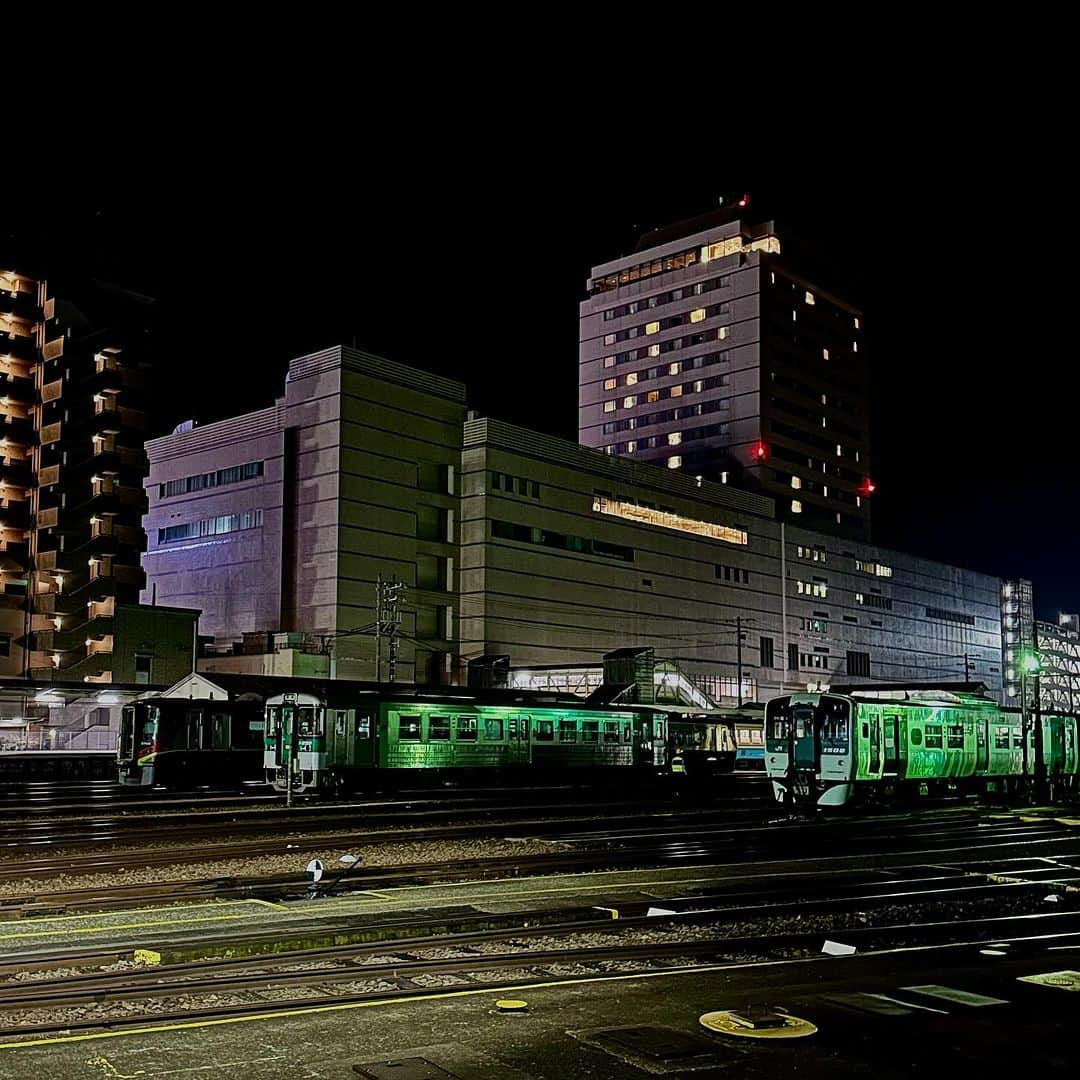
left=753, top=442, right=768, bottom=461
left=737, top=193, right=749, bottom=208
left=862, top=478, right=877, bottom=496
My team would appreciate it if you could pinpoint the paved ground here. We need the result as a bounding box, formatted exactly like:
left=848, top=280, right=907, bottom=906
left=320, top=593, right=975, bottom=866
left=3, top=933, right=1077, bottom=1078
left=4, top=803, right=1080, bottom=1077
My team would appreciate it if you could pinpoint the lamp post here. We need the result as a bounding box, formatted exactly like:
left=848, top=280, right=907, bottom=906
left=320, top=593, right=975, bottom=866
left=1021, top=651, right=1044, bottom=803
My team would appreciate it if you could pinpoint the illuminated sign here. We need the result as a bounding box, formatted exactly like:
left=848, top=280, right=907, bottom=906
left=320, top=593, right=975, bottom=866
left=592, top=496, right=747, bottom=546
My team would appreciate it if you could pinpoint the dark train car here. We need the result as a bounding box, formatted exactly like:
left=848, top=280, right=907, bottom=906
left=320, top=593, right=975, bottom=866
left=662, top=708, right=740, bottom=777
left=118, top=696, right=265, bottom=788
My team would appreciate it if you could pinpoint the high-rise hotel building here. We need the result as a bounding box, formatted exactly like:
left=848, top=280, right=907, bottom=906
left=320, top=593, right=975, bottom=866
left=0, top=266, right=153, bottom=680
left=579, top=205, right=872, bottom=540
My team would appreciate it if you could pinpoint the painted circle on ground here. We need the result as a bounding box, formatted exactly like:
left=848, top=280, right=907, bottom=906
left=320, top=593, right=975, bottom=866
left=495, top=999, right=529, bottom=1012
left=700, top=1011, right=817, bottom=1040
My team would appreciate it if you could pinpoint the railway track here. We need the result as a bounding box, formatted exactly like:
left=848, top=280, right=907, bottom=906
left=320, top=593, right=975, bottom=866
left=0, top=874, right=1076, bottom=1042
left=0, top=805, right=1068, bottom=887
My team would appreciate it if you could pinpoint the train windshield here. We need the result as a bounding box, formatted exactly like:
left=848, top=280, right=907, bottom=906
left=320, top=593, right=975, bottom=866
left=265, top=705, right=322, bottom=736
left=767, top=698, right=849, bottom=743
left=140, top=706, right=159, bottom=747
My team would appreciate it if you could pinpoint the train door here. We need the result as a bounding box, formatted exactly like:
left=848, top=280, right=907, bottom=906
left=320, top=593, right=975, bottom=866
left=508, top=714, right=529, bottom=766
left=975, top=718, right=989, bottom=773
left=869, top=716, right=881, bottom=775
left=883, top=714, right=900, bottom=775
left=791, top=703, right=819, bottom=792
left=120, top=706, right=137, bottom=762
left=1049, top=718, right=1065, bottom=778
left=275, top=704, right=297, bottom=767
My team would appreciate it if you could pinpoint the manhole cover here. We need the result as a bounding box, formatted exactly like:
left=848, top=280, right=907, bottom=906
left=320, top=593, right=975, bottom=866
left=605, top=1026, right=721, bottom=1061
left=700, top=1010, right=817, bottom=1040
left=354, top=1059, right=463, bottom=1080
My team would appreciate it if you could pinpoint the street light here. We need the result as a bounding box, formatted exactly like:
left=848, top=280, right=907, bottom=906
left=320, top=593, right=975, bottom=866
left=1020, top=650, right=1044, bottom=801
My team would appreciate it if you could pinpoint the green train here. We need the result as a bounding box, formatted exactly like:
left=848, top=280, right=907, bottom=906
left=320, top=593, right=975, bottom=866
left=765, top=687, right=1080, bottom=807
left=264, top=685, right=737, bottom=794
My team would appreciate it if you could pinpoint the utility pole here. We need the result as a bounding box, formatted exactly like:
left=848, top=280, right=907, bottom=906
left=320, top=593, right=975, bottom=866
left=964, top=653, right=972, bottom=683
left=385, top=578, right=405, bottom=683
left=373, top=576, right=406, bottom=684
left=374, top=576, right=384, bottom=682
left=736, top=615, right=743, bottom=707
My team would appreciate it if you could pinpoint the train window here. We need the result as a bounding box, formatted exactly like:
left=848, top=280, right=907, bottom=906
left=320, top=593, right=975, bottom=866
left=266, top=708, right=279, bottom=735
left=297, top=708, right=319, bottom=737
left=559, top=719, right=577, bottom=743
left=924, top=725, right=943, bottom=749
left=911, top=728, right=923, bottom=746
left=456, top=716, right=478, bottom=741
left=582, top=720, right=599, bottom=743
left=399, top=714, right=421, bottom=741
left=186, top=710, right=201, bottom=749
left=212, top=714, right=230, bottom=749
left=335, top=711, right=347, bottom=737
left=624, top=724, right=632, bottom=743
left=508, top=717, right=520, bottom=738
left=356, top=716, right=371, bottom=740
left=484, top=717, right=504, bottom=741
left=535, top=719, right=555, bottom=741
left=1012, top=731, right=1024, bottom=748
left=994, top=727, right=1010, bottom=749
left=946, top=725, right=964, bottom=749
left=770, top=716, right=789, bottom=739
left=429, top=715, right=450, bottom=741
left=602, top=721, right=619, bottom=744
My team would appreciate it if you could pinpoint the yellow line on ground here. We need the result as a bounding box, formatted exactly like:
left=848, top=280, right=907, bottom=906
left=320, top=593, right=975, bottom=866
left=0, top=899, right=273, bottom=926
left=0, top=911, right=265, bottom=943
left=7, top=927, right=1080, bottom=1052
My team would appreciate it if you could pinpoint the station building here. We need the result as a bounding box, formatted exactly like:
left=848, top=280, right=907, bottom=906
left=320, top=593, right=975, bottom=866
left=141, top=346, right=1009, bottom=704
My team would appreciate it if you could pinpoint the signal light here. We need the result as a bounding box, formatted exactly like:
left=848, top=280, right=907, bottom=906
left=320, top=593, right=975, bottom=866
left=737, top=193, right=749, bottom=208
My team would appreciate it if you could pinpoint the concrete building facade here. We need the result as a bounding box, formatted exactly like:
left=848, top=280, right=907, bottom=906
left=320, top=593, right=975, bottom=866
left=578, top=207, right=871, bottom=540
left=143, top=347, right=467, bottom=684
left=143, top=347, right=1007, bottom=704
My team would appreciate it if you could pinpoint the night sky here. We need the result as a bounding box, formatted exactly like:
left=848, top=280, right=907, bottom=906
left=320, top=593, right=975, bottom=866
left=3, top=175, right=1076, bottom=621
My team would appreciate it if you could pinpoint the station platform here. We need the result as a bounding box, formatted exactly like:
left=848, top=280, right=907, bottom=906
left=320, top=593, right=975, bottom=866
left=0, top=751, right=116, bottom=783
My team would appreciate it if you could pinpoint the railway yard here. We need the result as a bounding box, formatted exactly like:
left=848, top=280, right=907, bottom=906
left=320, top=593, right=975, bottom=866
left=0, top=775, right=1078, bottom=1077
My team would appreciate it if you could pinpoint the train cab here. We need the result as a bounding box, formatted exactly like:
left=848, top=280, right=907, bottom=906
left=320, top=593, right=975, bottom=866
left=765, top=694, right=855, bottom=807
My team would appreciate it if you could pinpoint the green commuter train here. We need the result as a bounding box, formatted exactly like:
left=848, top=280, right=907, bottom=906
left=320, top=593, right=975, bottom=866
left=264, top=685, right=737, bottom=794
left=765, top=686, right=1080, bottom=807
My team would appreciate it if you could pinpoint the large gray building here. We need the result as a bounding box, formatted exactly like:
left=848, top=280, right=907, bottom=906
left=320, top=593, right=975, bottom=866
left=142, top=347, right=1008, bottom=703
left=578, top=205, right=871, bottom=540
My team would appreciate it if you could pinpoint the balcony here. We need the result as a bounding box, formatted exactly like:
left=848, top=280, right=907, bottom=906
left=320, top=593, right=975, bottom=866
left=38, top=464, right=61, bottom=487
left=40, top=421, right=62, bottom=446
left=36, top=506, right=59, bottom=529
left=42, top=338, right=64, bottom=361
left=41, top=379, right=63, bottom=404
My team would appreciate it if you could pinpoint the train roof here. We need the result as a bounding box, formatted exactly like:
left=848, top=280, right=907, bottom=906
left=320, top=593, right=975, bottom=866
left=148, top=672, right=751, bottom=714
